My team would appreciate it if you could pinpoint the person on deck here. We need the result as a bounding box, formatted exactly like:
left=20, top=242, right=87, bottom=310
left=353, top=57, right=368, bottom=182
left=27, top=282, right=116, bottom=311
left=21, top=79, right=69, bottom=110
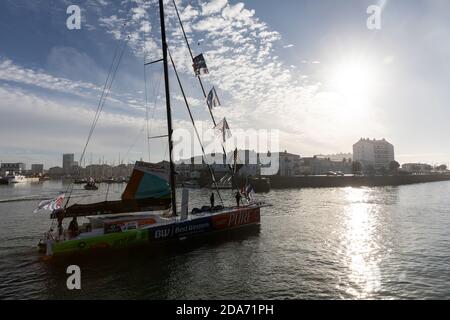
left=54, top=208, right=65, bottom=239
left=235, top=191, right=242, bottom=208
left=210, top=192, right=215, bottom=209
left=68, top=217, right=79, bottom=239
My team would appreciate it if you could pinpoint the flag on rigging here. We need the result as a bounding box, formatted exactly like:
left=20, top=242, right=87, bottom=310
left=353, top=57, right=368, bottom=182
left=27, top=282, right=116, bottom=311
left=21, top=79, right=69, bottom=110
left=33, top=194, right=65, bottom=214
left=214, top=118, right=232, bottom=143
left=207, top=87, right=221, bottom=110
left=193, top=54, right=209, bottom=76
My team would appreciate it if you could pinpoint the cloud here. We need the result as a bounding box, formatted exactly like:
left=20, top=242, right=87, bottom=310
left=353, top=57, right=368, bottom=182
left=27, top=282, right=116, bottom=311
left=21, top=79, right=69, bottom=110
left=201, top=0, right=227, bottom=15
left=0, top=56, right=148, bottom=115
left=0, top=84, right=167, bottom=167
left=180, top=4, right=199, bottom=20
left=0, top=57, right=100, bottom=97
left=1, top=0, right=390, bottom=166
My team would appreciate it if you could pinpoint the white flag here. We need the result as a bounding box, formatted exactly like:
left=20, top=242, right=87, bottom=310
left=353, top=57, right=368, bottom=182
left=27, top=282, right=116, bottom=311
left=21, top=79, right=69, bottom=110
left=33, top=194, right=65, bottom=213
left=214, top=118, right=232, bottom=143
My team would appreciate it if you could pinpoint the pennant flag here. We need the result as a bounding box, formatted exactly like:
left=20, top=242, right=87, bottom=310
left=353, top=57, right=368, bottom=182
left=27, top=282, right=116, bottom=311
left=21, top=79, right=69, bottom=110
left=207, top=87, right=221, bottom=110
left=214, top=118, right=232, bottom=143
left=193, top=54, right=209, bottom=76
left=33, top=194, right=65, bottom=214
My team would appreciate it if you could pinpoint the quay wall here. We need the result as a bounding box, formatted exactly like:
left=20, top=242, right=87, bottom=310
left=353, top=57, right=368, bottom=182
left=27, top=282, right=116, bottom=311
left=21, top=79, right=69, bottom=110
left=268, top=175, right=450, bottom=189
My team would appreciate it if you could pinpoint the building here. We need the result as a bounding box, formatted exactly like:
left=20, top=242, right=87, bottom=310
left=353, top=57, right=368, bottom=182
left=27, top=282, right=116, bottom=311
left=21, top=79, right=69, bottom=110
left=353, top=138, right=395, bottom=170
left=315, top=153, right=353, bottom=162
left=48, top=166, right=64, bottom=178
left=177, top=150, right=260, bottom=179
left=62, top=154, right=75, bottom=174
left=236, top=150, right=258, bottom=177
left=81, top=164, right=134, bottom=179
left=31, top=164, right=44, bottom=175
left=401, top=163, right=433, bottom=175
left=300, top=156, right=353, bottom=175
left=270, top=151, right=301, bottom=177
left=1, top=163, right=26, bottom=174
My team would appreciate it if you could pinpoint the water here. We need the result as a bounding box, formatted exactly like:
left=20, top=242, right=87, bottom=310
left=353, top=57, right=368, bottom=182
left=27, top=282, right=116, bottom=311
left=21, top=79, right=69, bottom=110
left=1, top=181, right=450, bottom=300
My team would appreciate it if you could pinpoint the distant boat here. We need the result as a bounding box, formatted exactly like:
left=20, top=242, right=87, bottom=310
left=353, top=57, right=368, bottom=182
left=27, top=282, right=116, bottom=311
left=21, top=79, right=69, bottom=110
left=211, top=175, right=233, bottom=190
left=84, top=183, right=98, bottom=191
left=84, top=178, right=98, bottom=191
left=248, top=177, right=271, bottom=193
left=1, top=174, right=27, bottom=184
left=105, top=177, right=117, bottom=184
left=182, top=180, right=201, bottom=189
left=117, top=176, right=127, bottom=183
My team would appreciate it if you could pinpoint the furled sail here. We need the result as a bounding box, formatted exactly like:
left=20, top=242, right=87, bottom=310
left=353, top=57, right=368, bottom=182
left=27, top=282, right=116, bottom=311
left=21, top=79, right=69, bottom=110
left=59, top=162, right=171, bottom=218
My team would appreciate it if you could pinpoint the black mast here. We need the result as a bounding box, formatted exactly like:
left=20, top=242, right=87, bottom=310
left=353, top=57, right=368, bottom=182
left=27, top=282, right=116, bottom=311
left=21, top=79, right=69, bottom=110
left=159, top=0, right=177, bottom=216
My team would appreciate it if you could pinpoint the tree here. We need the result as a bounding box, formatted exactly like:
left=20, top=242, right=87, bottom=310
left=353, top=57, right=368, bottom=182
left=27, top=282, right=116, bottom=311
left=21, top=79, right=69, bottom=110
left=388, top=161, right=401, bottom=175
left=352, top=161, right=362, bottom=175
left=437, top=164, right=448, bottom=171
left=365, top=164, right=376, bottom=176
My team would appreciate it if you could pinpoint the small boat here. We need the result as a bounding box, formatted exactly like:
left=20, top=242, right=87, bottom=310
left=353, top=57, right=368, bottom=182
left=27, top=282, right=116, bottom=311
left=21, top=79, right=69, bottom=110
left=0, top=174, right=27, bottom=184
left=182, top=180, right=201, bottom=189
left=84, top=180, right=98, bottom=191
left=84, top=184, right=98, bottom=191
left=37, top=0, right=266, bottom=257
left=105, top=177, right=117, bottom=184
left=248, top=177, right=271, bottom=193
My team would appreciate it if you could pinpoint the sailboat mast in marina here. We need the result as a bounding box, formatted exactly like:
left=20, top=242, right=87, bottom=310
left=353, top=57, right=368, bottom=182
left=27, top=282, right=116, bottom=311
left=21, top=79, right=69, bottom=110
left=158, top=0, right=177, bottom=217
left=36, top=0, right=266, bottom=257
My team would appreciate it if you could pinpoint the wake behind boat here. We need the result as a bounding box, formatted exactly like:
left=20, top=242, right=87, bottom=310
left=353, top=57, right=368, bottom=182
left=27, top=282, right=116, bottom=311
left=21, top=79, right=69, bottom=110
left=35, top=0, right=267, bottom=257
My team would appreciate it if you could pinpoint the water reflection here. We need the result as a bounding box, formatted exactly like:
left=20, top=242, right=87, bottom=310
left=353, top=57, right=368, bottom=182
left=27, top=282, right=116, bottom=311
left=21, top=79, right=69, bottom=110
left=341, top=188, right=381, bottom=298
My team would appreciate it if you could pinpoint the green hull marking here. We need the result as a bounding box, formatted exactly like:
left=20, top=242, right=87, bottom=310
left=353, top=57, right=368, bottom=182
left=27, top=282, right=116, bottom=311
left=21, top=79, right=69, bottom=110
left=52, top=229, right=149, bottom=255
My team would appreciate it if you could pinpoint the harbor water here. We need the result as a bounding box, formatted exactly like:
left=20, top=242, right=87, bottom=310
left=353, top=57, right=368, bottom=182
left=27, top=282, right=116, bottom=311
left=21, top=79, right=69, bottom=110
left=1, top=181, right=450, bottom=299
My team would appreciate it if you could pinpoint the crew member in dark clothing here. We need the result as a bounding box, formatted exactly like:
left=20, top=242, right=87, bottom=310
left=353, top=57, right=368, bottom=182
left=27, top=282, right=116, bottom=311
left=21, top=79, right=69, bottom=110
left=210, top=193, right=215, bottom=209
left=68, top=217, right=79, bottom=239
left=235, top=191, right=242, bottom=208
left=54, top=209, right=65, bottom=238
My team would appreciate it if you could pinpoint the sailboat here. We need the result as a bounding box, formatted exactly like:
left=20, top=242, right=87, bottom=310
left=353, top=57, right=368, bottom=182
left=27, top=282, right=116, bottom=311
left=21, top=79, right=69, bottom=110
left=37, top=0, right=265, bottom=257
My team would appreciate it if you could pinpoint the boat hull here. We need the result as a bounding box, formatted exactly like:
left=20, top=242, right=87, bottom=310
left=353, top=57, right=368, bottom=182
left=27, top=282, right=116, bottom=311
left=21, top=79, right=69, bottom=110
left=45, top=206, right=260, bottom=256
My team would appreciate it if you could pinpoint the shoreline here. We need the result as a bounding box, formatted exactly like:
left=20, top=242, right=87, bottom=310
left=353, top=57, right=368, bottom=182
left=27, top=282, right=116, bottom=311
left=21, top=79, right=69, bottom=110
left=267, top=174, right=450, bottom=189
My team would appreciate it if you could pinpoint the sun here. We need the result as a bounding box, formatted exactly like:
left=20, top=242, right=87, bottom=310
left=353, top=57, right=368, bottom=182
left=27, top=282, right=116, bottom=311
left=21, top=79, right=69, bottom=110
left=330, top=60, right=378, bottom=99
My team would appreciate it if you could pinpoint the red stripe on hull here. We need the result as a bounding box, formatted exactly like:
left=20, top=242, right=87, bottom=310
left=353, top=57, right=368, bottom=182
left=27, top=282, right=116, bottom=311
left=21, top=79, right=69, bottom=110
left=212, top=207, right=261, bottom=230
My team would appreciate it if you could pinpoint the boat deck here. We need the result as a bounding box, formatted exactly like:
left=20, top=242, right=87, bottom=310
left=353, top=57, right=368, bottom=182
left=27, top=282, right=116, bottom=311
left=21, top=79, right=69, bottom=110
left=70, top=203, right=263, bottom=241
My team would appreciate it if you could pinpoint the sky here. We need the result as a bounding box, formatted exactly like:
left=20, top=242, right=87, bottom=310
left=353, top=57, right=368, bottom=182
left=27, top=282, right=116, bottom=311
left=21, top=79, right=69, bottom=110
left=1, top=0, right=450, bottom=168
